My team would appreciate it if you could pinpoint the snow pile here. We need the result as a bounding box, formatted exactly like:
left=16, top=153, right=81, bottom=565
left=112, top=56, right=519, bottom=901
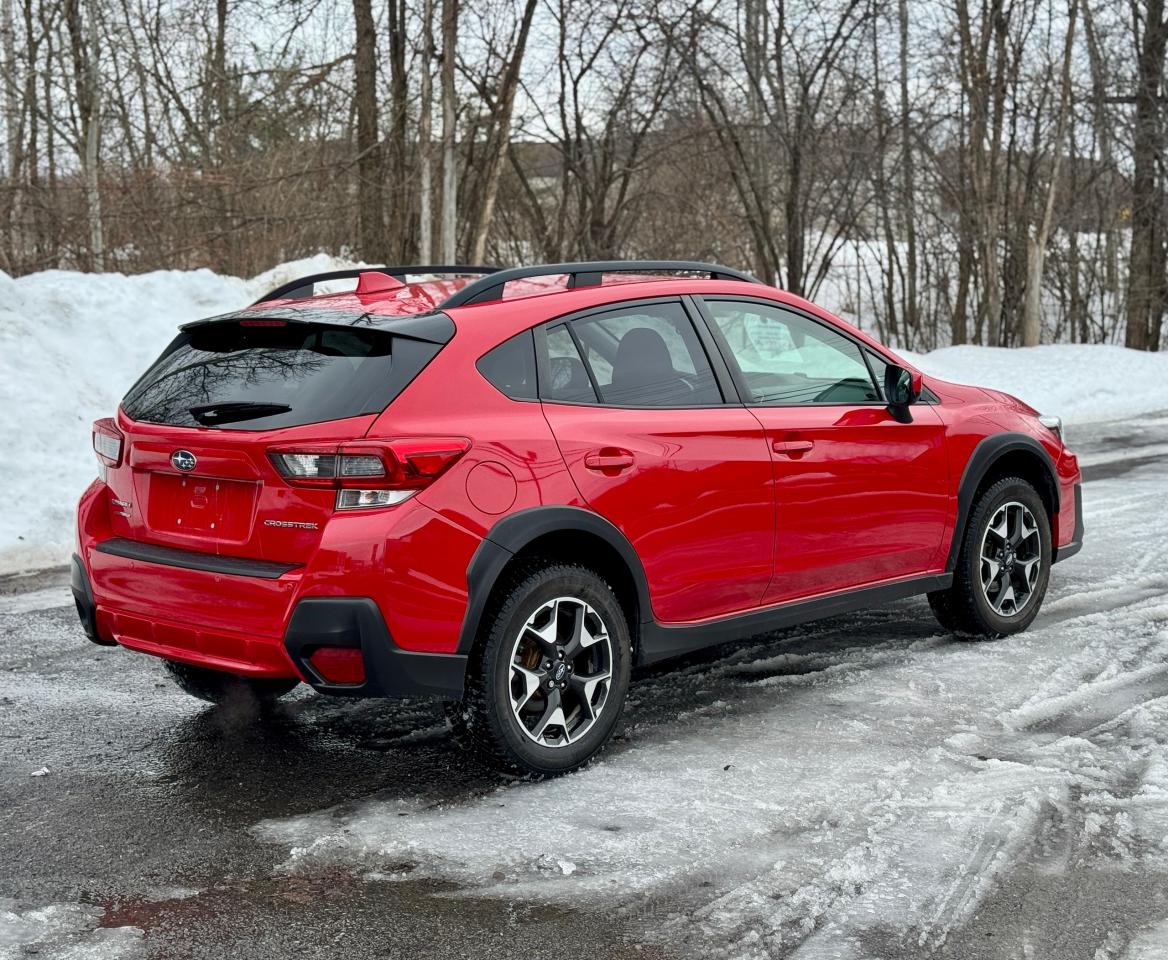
left=0, top=898, right=142, bottom=958
left=905, top=344, right=1168, bottom=425
left=0, top=255, right=354, bottom=574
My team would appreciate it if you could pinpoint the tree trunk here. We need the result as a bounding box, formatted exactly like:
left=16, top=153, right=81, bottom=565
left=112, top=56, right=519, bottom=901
left=418, top=0, right=434, bottom=262
left=1021, top=0, right=1077, bottom=347
left=387, top=0, right=409, bottom=259
left=1125, top=0, right=1167, bottom=350
left=898, top=0, right=919, bottom=343
left=469, top=0, right=537, bottom=264
left=352, top=0, right=383, bottom=262
left=65, top=0, right=103, bottom=271
left=440, top=0, right=458, bottom=263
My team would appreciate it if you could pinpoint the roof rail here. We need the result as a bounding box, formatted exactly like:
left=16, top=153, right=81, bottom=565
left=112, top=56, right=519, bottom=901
left=253, top=264, right=502, bottom=305
left=438, top=260, right=760, bottom=309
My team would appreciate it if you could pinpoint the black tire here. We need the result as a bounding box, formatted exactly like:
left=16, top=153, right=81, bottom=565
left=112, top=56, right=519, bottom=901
left=449, top=563, right=632, bottom=777
left=928, top=476, right=1052, bottom=638
left=163, top=660, right=299, bottom=705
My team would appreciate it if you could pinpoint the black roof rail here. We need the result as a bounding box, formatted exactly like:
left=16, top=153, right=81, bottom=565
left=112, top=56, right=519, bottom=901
left=253, top=264, right=502, bottom=305
left=438, top=260, right=760, bottom=309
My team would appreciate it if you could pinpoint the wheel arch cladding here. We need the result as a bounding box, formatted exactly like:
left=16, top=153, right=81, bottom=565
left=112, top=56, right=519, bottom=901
left=458, top=506, right=648, bottom=658
left=948, top=433, right=1059, bottom=571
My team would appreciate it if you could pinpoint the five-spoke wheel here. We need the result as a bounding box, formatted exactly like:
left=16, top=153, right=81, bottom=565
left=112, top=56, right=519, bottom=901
left=928, top=476, right=1052, bottom=638
left=509, top=597, right=613, bottom=747
left=449, top=563, right=631, bottom=776
left=979, top=501, right=1043, bottom=617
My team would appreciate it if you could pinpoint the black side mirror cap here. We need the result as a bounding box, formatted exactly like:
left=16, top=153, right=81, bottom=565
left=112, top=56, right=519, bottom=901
left=885, top=364, right=922, bottom=410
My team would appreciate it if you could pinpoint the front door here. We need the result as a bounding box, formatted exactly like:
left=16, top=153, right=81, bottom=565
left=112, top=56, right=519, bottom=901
left=538, top=299, right=775, bottom=623
left=697, top=296, right=951, bottom=604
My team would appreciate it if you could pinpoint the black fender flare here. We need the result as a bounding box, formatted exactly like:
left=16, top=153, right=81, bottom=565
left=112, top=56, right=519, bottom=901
left=457, top=506, right=652, bottom=655
left=947, top=432, right=1059, bottom=571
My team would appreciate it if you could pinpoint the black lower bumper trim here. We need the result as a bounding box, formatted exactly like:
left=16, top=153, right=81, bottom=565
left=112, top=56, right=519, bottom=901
left=284, top=597, right=466, bottom=699
left=95, top=538, right=301, bottom=579
left=71, top=554, right=114, bottom=646
left=1054, top=483, right=1084, bottom=563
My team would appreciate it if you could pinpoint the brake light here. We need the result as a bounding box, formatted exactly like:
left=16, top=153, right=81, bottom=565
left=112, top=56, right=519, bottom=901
left=92, top=418, right=123, bottom=469
left=268, top=438, right=470, bottom=510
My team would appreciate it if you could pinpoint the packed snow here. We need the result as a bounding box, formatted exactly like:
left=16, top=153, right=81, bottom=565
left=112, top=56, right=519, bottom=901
left=255, top=459, right=1168, bottom=959
left=0, top=898, right=141, bottom=959
left=1, top=256, right=1166, bottom=577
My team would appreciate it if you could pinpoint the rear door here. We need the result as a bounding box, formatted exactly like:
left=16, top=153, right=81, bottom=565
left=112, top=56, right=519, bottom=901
left=696, top=296, right=951, bottom=604
left=109, top=318, right=444, bottom=563
left=537, top=298, right=774, bottom=624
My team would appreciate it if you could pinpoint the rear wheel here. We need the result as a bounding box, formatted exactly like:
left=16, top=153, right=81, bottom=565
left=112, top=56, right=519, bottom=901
left=163, top=661, right=298, bottom=705
left=450, top=563, right=631, bottom=777
left=928, top=476, right=1052, bottom=638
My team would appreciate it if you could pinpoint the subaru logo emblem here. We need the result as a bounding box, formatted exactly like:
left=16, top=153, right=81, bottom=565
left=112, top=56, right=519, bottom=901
left=171, top=450, right=197, bottom=472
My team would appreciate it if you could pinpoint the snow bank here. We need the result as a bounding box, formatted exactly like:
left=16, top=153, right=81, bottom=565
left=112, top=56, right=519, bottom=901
left=0, top=257, right=1164, bottom=574
left=904, top=344, right=1168, bottom=425
left=0, top=255, right=354, bottom=574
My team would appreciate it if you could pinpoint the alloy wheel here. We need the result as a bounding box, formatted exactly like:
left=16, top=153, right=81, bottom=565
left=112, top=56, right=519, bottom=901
left=508, top=596, right=613, bottom=747
left=979, top=500, right=1043, bottom=617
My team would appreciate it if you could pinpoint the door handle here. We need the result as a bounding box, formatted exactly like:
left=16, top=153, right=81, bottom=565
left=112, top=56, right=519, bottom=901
left=772, top=439, right=814, bottom=456
left=584, top=448, right=635, bottom=472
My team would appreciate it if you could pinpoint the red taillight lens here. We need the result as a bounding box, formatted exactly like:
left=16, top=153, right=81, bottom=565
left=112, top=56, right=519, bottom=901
left=92, top=418, right=123, bottom=468
left=308, top=646, right=366, bottom=685
left=268, top=438, right=470, bottom=509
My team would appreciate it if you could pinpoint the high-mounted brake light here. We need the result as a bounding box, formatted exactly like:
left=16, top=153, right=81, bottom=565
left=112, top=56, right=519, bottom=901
left=268, top=439, right=470, bottom=510
left=92, top=418, right=123, bottom=469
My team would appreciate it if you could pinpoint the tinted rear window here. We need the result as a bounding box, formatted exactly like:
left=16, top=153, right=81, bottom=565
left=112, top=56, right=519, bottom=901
left=122, top=322, right=442, bottom=429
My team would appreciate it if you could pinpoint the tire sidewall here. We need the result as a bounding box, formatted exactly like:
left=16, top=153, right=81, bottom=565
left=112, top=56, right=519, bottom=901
left=481, top=566, right=631, bottom=775
left=963, top=479, right=1052, bottom=635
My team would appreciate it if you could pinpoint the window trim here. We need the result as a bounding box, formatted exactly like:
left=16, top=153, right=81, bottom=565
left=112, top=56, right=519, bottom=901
left=693, top=294, right=895, bottom=409
left=534, top=296, right=734, bottom=410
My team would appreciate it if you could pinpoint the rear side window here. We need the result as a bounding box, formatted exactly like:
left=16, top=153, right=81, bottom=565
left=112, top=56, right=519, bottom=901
left=564, top=302, right=722, bottom=407
left=542, top=325, right=598, bottom=403
left=122, top=322, right=441, bottom=429
left=477, top=330, right=537, bottom=400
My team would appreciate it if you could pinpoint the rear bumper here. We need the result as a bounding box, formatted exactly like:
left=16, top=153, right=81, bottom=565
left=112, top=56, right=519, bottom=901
left=72, top=550, right=467, bottom=697
left=74, top=478, right=476, bottom=698
left=284, top=598, right=466, bottom=699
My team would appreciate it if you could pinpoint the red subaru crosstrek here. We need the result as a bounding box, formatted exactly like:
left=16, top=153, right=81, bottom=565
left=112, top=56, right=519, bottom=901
left=73, top=261, right=1083, bottom=775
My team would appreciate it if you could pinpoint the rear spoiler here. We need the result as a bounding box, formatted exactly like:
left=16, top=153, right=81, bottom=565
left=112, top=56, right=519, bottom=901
left=180, top=304, right=456, bottom=345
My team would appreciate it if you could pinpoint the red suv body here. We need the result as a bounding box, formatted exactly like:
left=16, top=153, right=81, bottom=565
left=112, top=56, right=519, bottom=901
left=73, top=262, right=1083, bottom=774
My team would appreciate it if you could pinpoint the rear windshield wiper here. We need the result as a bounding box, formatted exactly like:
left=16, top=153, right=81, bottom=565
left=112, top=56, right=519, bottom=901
left=188, top=401, right=292, bottom=426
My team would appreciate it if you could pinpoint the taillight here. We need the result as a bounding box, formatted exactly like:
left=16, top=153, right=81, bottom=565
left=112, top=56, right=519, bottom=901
left=268, top=438, right=470, bottom=510
left=92, top=418, right=123, bottom=474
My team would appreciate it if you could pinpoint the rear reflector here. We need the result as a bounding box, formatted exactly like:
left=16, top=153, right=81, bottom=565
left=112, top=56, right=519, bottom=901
left=308, top=646, right=366, bottom=685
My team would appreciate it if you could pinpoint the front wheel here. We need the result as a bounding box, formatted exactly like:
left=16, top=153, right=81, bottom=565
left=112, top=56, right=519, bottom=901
left=929, top=476, right=1052, bottom=638
left=163, top=660, right=299, bottom=705
left=449, top=563, right=632, bottom=777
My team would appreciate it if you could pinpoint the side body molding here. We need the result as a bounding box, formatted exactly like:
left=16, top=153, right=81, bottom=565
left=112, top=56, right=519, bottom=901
left=458, top=506, right=653, bottom=656
left=947, top=432, right=1059, bottom=571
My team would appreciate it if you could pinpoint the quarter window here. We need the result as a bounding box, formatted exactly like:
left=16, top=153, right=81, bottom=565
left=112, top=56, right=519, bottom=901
left=704, top=300, right=880, bottom=405
left=477, top=330, right=537, bottom=400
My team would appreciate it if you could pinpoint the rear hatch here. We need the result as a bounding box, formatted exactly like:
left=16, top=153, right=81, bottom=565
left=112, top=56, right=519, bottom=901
left=105, top=315, right=447, bottom=565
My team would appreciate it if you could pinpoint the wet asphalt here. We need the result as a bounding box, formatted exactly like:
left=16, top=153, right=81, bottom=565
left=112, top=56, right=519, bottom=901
left=0, top=413, right=1164, bottom=959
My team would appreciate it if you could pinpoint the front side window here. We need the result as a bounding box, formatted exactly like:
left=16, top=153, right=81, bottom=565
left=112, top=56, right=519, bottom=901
left=566, top=302, right=722, bottom=407
left=704, top=300, right=880, bottom=405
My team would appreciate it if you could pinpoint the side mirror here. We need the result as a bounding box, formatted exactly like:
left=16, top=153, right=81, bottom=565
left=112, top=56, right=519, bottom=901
left=884, top=364, right=922, bottom=409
